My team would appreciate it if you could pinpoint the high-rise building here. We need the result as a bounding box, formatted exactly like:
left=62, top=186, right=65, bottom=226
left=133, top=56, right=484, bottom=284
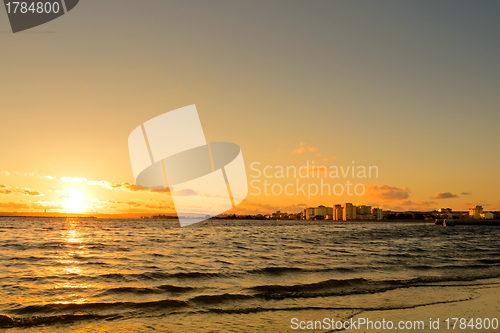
left=305, top=207, right=316, bottom=220
left=355, top=205, right=373, bottom=219
left=334, top=204, right=343, bottom=221
left=469, top=205, right=483, bottom=219
left=372, top=207, right=383, bottom=220
left=343, top=203, right=356, bottom=220
left=316, top=205, right=327, bottom=217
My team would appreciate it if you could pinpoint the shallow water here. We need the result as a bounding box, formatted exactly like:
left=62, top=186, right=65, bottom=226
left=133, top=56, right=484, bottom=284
left=1, top=218, right=499, bottom=331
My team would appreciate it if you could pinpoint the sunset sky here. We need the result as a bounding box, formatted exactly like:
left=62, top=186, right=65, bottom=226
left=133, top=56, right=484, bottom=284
left=1, top=0, right=499, bottom=216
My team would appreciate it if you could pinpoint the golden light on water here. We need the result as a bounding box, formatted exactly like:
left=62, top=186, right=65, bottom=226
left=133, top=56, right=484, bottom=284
left=49, top=219, right=95, bottom=303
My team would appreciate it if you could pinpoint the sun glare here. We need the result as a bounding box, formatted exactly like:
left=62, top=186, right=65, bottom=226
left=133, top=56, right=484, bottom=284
left=64, top=190, right=85, bottom=213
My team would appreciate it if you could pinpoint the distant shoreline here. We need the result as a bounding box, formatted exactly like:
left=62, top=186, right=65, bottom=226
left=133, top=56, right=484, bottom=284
left=0, top=216, right=499, bottom=225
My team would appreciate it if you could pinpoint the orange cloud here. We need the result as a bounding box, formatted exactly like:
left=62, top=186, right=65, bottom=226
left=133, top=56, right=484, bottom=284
left=15, top=188, right=45, bottom=196
left=431, top=192, right=459, bottom=199
left=87, top=180, right=171, bottom=193
left=0, top=201, right=30, bottom=210
left=174, top=189, right=198, bottom=196
left=0, top=184, right=13, bottom=195
left=365, top=185, right=410, bottom=201
left=399, top=200, right=438, bottom=210
left=0, top=185, right=44, bottom=196
left=292, top=142, right=319, bottom=154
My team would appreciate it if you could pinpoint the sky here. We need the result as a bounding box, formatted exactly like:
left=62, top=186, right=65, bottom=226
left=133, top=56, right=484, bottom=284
left=1, top=0, right=499, bottom=216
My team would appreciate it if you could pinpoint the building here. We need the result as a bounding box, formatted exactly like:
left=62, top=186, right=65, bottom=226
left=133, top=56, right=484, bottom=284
left=304, top=205, right=333, bottom=220
left=481, top=212, right=494, bottom=219
left=372, top=207, right=383, bottom=220
left=438, top=208, right=452, bottom=213
left=315, top=205, right=326, bottom=217
left=334, top=205, right=343, bottom=221
left=343, top=203, right=356, bottom=220
left=469, top=205, right=483, bottom=219
left=304, top=207, right=316, bottom=220
left=356, top=205, right=373, bottom=219
left=357, top=205, right=372, bottom=215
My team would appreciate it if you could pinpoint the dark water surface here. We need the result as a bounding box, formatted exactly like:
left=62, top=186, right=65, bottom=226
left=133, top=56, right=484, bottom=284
left=1, top=218, right=499, bottom=331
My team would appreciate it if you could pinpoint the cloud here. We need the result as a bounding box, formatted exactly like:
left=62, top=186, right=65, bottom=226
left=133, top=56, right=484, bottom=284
left=399, top=200, right=437, bottom=210
left=15, top=188, right=45, bottom=196
left=145, top=204, right=174, bottom=210
left=44, top=175, right=56, bottom=180
left=0, top=185, right=13, bottom=195
left=463, top=202, right=492, bottom=208
left=174, top=189, right=199, bottom=196
left=61, top=177, right=88, bottom=182
left=365, top=185, right=410, bottom=201
left=401, top=200, right=437, bottom=206
left=87, top=180, right=171, bottom=193
left=292, top=142, right=319, bottom=154
left=431, top=192, right=459, bottom=199
left=461, top=192, right=472, bottom=195
left=1, top=185, right=45, bottom=197
left=33, top=200, right=63, bottom=209
left=0, top=171, right=10, bottom=176
left=0, top=201, right=31, bottom=209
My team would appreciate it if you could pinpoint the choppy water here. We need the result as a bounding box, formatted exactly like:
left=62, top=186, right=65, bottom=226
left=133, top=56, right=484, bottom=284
left=0, top=217, right=499, bottom=332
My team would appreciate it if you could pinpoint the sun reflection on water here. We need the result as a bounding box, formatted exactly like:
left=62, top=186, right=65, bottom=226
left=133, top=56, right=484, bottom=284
left=49, top=219, right=95, bottom=303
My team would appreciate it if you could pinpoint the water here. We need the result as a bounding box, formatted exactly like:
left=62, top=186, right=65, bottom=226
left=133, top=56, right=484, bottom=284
left=1, top=217, right=499, bottom=331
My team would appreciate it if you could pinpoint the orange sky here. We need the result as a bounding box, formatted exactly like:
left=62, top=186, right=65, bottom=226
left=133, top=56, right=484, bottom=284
left=1, top=1, right=499, bottom=216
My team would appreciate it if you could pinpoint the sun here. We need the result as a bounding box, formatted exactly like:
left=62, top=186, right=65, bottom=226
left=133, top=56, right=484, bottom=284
left=64, top=190, right=85, bottom=213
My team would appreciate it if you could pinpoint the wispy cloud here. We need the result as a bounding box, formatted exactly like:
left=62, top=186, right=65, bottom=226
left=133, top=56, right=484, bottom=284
left=399, top=200, right=437, bottom=210
left=87, top=180, right=171, bottom=193
left=0, top=185, right=45, bottom=197
left=292, top=142, right=319, bottom=154
left=431, top=192, right=459, bottom=199
left=0, top=184, right=13, bottom=195
left=365, top=185, right=410, bottom=201
left=461, top=192, right=472, bottom=195
left=174, top=189, right=199, bottom=196
left=0, top=202, right=30, bottom=210
left=0, top=171, right=10, bottom=177
left=23, top=172, right=39, bottom=177
left=15, top=188, right=45, bottom=197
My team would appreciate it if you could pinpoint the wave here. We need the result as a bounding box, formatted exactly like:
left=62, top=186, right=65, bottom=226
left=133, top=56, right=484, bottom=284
left=246, top=273, right=500, bottom=300
left=0, top=313, right=122, bottom=329
left=13, top=261, right=499, bottom=284
left=98, top=284, right=195, bottom=296
left=9, top=299, right=187, bottom=316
